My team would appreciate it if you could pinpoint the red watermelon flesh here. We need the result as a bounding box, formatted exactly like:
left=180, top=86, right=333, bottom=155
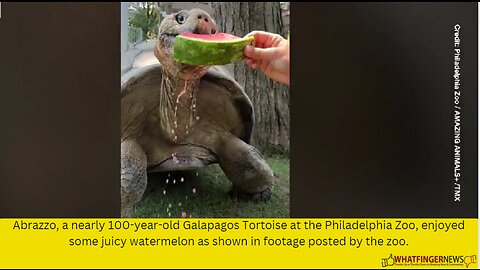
left=180, top=32, right=242, bottom=42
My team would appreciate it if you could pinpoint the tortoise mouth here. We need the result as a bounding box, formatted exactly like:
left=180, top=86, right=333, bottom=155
left=159, top=22, right=216, bottom=46
left=157, top=30, right=210, bottom=78
left=156, top=22, right=214, bottom=78
left=159, top=26, right=209, bottom=43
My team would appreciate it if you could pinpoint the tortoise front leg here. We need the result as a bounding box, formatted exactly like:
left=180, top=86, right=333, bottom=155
left=121, top=139, right=148, bottom=217
left=218, top=136, right=274, bottom=201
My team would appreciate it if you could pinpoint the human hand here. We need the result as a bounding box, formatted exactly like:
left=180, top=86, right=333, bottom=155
left=243, top=31, right=290, bottom=86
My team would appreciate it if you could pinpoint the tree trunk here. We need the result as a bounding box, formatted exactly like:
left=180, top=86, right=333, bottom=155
left=212, top=2, right=290, bottom=152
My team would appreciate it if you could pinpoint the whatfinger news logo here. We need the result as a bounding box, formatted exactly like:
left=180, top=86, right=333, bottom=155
left=381, top=254, right=477, bottom=268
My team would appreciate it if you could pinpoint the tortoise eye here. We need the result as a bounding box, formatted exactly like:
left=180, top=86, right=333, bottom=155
left=175, top=14, right=185, bottom=24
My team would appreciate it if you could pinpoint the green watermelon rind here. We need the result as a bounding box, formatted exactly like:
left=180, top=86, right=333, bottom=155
left=173, top=35, right=254, bottom=66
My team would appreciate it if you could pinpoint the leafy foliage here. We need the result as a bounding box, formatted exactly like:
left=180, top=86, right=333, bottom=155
left=128, top=2, right=159, bottom=40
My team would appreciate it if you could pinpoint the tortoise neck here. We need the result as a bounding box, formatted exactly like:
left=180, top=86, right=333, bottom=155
left=158, top=67, right=201, bottom=144
left=160, top=68, right=201, bottom=97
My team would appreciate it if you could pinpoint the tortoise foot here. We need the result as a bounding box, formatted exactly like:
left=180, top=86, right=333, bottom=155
left=229, top=186, right=273, bottom=203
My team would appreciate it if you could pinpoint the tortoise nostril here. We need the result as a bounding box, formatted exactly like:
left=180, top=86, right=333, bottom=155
left=204, top=18, right=209, bottom=23
left=211, top=29, right=216, bottom=34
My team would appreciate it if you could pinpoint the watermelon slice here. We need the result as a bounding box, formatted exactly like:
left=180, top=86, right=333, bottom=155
left=173, top=32, right=254, bottom=66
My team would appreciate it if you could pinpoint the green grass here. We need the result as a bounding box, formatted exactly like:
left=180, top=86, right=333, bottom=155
left=133, top=155, right=290, bottom=218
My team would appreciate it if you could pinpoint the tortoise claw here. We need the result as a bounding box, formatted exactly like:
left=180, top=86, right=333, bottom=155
left=229, top=186, right=273, bottom=203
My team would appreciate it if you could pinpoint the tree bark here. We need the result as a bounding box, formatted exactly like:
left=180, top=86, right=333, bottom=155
left=212, top=2, right=290, bottom=152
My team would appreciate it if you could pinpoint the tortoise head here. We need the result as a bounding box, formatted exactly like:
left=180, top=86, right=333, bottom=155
left=155, top=9, right=217, bottom=80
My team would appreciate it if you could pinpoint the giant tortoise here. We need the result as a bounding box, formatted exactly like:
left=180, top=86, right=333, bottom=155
left=120, top=8, right=274, bottom=217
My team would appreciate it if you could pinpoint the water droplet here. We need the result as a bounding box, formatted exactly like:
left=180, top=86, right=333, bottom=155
left=192, top=188, right=196, bottom=194
left=168, top=213, right=171, bottom=217
left=173, top=179, right=176, bottom=184
left=180, top=177, right=184, bottom=182
left=178, top=202, right=182, bottom=206
left=181, top=211, right=187, bottom=218
left=172, top=154, right=179, bottom=164
left=196, top=116, right=200, bottom=121
left=163, top=190, right=166, bottom=195
left=196, top=172, right=199, bottom=176
left=166, top=179, right=169, bottom=184
left=168, top=203, right=172, bottom=208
